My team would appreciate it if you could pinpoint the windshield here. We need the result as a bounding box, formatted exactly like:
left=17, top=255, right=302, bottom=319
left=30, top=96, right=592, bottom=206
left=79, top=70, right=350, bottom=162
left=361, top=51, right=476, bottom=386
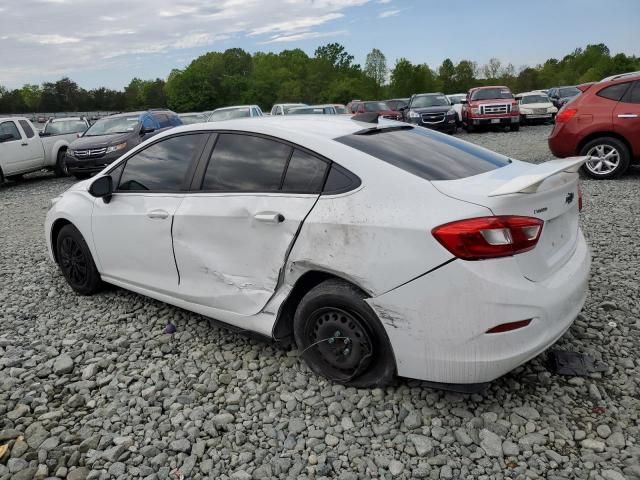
left=283, top=104, right=306, bottom=114
left=471, top=88, right=514, bottom=101
left=334, top=105, right=348, bottom=114
left=84, top=116, right=139, bottom=136
left=179, top=114, right=208, bottom=125
left=559, top=87, right=580, bottom=97
left=44, top=120, right=87, bottom=135
left=412, top=95, right=450, bottom=108
left=364, top=102, right=390, bottom=112
left=521, top=95, right=550, bottom=104
left=208, top=108, right=250, bottom=121
left=289, top=107, right=325, bottom=115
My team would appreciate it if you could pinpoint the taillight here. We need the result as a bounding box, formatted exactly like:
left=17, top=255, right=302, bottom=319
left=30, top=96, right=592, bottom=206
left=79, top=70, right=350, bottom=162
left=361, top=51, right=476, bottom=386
left=432, top=216, right=544, bottom=260
left=556, top=108, right=577, bottom=123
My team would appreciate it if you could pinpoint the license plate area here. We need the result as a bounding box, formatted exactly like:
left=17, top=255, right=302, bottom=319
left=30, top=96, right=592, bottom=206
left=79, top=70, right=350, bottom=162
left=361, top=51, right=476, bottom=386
left=491, top=118, right=500, bottom=124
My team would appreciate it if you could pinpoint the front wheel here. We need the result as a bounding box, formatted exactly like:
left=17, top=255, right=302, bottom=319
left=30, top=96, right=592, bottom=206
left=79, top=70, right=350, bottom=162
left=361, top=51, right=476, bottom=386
left=510, top=124, right=520, bottom=132
left=580, top=137, right=630, bottom=179
left=56, top=224, right=102, bottom=295
left=54, top=150, right=69, bottom=177
left=293, top=279, right=396, bottom=387
left=73, top=173, right=90, bottom=180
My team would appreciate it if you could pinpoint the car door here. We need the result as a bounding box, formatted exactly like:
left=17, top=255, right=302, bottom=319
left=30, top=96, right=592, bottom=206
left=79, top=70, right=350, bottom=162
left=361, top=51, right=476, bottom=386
left=614, top=80, right=640, bottom=155
left=0, top=120, right=43, bottom=174
left=91, top=133, right=209, bottom=292
left=172, top=132, right=329, bottom=316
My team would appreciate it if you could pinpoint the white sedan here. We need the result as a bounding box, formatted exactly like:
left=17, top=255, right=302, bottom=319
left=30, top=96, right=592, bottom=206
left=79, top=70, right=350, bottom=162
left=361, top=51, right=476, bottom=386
left=517, top=91, right=558, bottom=124
left=45, top=116, right=591, bottom=387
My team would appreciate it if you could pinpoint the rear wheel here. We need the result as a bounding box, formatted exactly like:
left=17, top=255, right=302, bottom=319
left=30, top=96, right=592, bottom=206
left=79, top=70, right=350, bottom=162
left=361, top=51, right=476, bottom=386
left=54, top=150, right=69, bottom=177
left=580, top=136, right=630, bottom=179
left=56, top=224, right=102, bottom=295
left=293, top=279, right=396, bottom=387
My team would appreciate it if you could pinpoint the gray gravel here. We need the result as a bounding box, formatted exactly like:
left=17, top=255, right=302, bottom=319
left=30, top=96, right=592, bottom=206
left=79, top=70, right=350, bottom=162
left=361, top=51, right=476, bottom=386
left=1, top=124, right=639, bottom=479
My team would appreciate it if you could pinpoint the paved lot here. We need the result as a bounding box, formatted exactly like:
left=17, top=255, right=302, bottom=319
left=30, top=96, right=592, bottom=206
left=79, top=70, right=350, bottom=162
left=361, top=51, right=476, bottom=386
left=1, top=124, right=638, bottom=480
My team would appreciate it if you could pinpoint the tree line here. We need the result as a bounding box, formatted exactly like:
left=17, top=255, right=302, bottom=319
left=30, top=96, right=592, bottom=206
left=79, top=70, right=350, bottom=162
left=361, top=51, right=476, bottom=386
left=0, top=43, right=637, bottom=114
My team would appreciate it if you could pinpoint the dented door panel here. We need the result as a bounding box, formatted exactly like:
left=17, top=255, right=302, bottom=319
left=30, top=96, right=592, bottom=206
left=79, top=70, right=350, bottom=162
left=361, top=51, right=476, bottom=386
left=172, top=193, right=319, bottom=315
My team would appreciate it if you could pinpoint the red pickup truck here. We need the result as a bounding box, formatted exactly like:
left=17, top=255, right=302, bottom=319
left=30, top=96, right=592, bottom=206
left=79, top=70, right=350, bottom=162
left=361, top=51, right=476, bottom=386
left=462, top=86, right=520, bottom=132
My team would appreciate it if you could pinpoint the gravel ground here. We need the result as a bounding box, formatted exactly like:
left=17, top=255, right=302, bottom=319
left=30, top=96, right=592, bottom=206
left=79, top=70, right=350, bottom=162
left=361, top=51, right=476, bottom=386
left=1, top=124, right=638, bottom=480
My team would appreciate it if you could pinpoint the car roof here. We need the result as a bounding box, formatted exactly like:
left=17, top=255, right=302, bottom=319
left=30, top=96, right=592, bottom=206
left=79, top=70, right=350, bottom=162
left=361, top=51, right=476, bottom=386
left=600, top=71, right=640, bottom=83
left=414, top=92, right=445, bottom=96
left=518, top=91, right=549, bottom=96
left=155, top=115, right=373, bottom=141
left=106, top=111, right=145, bottom=119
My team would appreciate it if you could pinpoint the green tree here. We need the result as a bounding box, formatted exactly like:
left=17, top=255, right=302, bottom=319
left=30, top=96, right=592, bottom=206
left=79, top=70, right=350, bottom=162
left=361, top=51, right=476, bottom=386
left=365, top=48, right=387, bottom=96
left=438, top=58, right=456, bottom=93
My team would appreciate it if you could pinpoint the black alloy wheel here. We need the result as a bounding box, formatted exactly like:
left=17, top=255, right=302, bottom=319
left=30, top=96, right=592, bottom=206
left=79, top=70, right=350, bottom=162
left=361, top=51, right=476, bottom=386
left=56, top=224, right=102, bottom=295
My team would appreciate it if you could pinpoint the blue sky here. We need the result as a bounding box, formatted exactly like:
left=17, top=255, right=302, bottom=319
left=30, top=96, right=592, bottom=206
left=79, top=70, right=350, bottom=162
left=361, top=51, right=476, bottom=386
left=0, top=0, right=638, bottom=89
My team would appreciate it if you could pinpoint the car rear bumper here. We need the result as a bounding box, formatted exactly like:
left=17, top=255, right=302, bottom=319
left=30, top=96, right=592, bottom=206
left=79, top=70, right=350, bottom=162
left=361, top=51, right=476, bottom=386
left=367, top=230, right=590, bottom=384
left=548, top=124, right=580, bottom=157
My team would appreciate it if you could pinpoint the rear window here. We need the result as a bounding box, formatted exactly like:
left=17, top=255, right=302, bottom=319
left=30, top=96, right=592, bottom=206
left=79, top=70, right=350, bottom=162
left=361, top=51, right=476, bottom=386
left=335, top=126, right=510, bottom=181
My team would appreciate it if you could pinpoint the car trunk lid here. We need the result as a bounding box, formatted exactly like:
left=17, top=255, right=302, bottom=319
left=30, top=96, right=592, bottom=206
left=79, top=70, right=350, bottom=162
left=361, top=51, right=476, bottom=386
left=431, top=157, right=586, bottom=281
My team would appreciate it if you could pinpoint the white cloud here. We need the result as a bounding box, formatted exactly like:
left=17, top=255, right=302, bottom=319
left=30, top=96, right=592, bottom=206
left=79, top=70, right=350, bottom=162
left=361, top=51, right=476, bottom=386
left=262, top=29, right=348, bottom=44
left=378, top=9, right=401, bottom=18
left=377, top=0, right=392, bottom=3
left=0, top=0, right=372, bottom=88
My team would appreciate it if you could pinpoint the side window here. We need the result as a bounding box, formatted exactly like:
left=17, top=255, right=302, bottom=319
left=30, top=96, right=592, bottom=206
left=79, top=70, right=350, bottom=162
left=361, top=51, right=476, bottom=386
left=622, top=81, right=640, bottom=104
left=202, top=134, right=291, bottom=191
left=282, top=149, right=328, bottom=193
left=142, top=116, right=155, bottom=130
left=0, top=121, right=21, bottom=141
left=597, top=82, right=631, bottom=102
left=323, top=164, right=358, bottom=194
left=18, top=120, right=35, bottom=138
left=117, top=134, right=206, bottom=192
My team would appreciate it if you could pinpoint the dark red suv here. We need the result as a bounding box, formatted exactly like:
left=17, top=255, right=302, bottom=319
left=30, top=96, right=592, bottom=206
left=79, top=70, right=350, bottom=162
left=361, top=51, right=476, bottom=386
left=548, top=72, right=640, bottom=179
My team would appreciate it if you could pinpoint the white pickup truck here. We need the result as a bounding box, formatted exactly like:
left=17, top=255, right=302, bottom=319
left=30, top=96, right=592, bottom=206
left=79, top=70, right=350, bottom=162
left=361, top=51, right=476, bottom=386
left=0, top=116, right=89, bottom=181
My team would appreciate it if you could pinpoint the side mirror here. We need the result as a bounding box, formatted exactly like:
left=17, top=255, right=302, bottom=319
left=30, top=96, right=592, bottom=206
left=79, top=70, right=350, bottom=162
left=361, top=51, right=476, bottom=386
left=460, top=99, right=468, bottom=104
left=89, top=175, right=113, bottom=204
left=140, top=126, right=155, bottom=135
left=0, top=133, right=13, bottom=143
left=39, top=131, right=45, bottom=137
left=514, top=96, right=522, bottom=101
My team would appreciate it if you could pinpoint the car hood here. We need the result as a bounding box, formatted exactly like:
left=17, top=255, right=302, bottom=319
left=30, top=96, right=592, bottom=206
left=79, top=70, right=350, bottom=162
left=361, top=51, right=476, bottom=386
left=410, top=106, right=453, bottom=113
left=70, top=132, right=132, bottom=149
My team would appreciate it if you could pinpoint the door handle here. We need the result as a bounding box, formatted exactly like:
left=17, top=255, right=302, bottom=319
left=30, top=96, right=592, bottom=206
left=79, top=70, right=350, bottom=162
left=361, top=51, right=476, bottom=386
left=254, top=212, right=285, bottom=223
left=21, top=142, right=28, bottom=146
left=617, top=114, right=639, bottom=118
left=147, top=209, right=169, bottom=220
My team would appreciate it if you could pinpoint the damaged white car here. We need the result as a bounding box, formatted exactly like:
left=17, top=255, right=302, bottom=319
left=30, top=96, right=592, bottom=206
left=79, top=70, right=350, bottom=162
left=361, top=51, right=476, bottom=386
left=45, top=116, right=591, bottom=388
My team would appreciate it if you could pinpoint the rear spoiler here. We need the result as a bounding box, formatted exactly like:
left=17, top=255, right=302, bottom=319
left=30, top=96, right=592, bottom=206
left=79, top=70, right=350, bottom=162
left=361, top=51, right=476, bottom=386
left=488, top=156, right=588, bottom=197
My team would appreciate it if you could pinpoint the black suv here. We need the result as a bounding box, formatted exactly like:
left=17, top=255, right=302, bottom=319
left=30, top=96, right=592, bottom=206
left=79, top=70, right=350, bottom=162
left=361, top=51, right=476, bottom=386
left=65, top=109, right=182, bottom=179
left=401, top=93, right=457, bottom=134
